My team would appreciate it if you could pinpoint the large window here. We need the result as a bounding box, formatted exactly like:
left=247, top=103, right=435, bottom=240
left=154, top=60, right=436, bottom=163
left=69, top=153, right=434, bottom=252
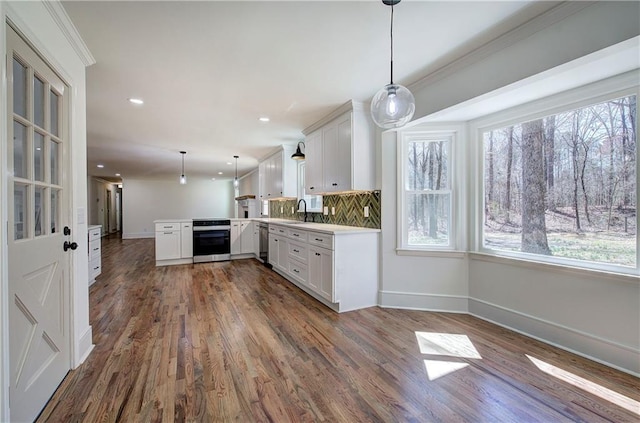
left=399, top=132, right=453, bottom=249
left=482, top=94, right=637, bottom=270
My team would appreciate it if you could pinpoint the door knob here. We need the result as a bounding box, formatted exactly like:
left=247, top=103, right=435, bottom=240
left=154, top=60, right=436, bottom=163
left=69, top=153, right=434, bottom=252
left=64, top=226, right=71, bottom=236
left=63, top=241, right=78, bottom=251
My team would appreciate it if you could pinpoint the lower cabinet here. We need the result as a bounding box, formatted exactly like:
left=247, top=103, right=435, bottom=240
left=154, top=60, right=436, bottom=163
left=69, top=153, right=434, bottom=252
left=231, top=220, right=254, bottom=256
left=88, top=225, right=102, bottom=284
left=269, top=223, right=378, bottom=312
left=155, top=221, right=193, bottom=266
left=308, top=245, right=334, bottom=302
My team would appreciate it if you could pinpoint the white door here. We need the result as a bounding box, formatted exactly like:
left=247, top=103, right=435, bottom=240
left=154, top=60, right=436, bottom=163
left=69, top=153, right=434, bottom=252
left=7, top=26, right=71, bottom=422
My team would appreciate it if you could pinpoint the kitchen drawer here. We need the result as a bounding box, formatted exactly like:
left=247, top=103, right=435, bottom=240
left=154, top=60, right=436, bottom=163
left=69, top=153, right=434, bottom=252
left=89, top=257, right=101, bottom=279
left=287, top=228, right=307, bottom=242
left=89, top=240, right=101, bottom=259
left=89, top=227, right=101, bottom=241
left=268, top=225, right=278, bottom=234
left=288, top=258, right=308, bottom=284
left=288, top=240, right=307, bottom=263
left=308, top=231, right=334, bottom=250
left=155, top=222, right=181, bottom=232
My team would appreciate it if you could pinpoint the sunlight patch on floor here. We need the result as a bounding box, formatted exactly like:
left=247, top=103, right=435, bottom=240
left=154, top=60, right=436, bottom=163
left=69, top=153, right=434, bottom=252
left=423, top=360, right=469, bottom=381
left=527, top=355, right=640, bottom=415
left=415, top=332, right=482, bottom=359
left=415, top=332, right=481, bottom=381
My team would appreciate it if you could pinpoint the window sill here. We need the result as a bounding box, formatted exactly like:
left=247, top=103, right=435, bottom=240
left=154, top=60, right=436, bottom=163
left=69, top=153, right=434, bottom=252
left=396, top=248, right=467, bottom=259
left=469, top=252, right=639, bottom=283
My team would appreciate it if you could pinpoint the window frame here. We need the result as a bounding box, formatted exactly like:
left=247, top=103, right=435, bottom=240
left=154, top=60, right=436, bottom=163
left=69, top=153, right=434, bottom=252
left=469, top=73, right=639, bottom=276
left=397, top=125, right=466, bottom=254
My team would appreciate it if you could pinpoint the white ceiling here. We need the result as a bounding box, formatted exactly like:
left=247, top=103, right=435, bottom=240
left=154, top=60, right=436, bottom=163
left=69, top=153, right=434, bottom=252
left=61, top=0, right=559, bottom=183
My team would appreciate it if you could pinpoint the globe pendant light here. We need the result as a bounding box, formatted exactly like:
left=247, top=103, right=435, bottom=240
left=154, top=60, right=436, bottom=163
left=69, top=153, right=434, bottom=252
left=233, top=155, right=239, bottom=188
left=179, top=151, right=187, bottom=185
left=370, top=0, right=415, bottom=129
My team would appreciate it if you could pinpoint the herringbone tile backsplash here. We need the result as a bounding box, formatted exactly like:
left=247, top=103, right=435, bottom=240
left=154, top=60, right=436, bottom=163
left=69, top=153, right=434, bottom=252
left=269, top=191, right=381, bottom=229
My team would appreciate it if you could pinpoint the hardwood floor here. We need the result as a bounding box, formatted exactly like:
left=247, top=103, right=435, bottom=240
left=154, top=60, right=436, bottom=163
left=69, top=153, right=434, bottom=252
left=37, top=234, right=639, bottom=422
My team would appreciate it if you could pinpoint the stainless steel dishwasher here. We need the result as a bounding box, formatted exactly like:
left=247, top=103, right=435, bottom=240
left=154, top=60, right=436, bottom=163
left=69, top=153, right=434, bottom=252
left=258, top=222, right=270, bottom=267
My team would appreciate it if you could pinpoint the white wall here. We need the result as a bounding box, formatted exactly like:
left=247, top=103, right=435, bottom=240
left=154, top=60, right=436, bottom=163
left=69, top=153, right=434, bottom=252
left=0, top=1, right=94, bottom=419
left=379, top=1, right=640, bottom=375
left=122, top=177, right=234, bottom=238
left=88, top=177, right=118, bottom=234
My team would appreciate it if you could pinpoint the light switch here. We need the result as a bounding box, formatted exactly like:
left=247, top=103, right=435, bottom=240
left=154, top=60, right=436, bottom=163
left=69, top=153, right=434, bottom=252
left=364, top=206, right=369, bottom=217
left=323, top=206, right=329, bottom=215
left=280, top=206, right=283, bottom=213
left=291, top=206, right=294, bottom=213
left=331, top=207, right=335, bottom=215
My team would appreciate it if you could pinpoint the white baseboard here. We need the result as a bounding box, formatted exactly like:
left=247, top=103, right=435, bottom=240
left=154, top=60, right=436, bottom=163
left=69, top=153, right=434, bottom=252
left=122, top=232, right=154, bottom=239
left=379, top=290, right=469, bottom=313
left=469, top=297, right=640, bottom=377
left=75, top=326, right=94, bottom=368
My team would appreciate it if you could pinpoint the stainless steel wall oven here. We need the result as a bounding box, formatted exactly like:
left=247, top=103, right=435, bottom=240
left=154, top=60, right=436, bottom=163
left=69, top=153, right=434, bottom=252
left=192, top=219, right=231, bottom=263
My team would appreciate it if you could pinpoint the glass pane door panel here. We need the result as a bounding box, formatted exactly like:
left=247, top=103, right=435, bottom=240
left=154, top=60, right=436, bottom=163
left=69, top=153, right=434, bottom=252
left=34, top=132, right=45, bottom=182
left=51, top=189, right=60, bottom=234
left=34, top=75, right=45, bottom=128
left=14, top=183, right=28, bottom=240
left=13, top=121, right=28, bottom=178
left=50, top=140, right=59, bottom=185
left=35, top=186, right=44, bottom=236
left=50, top=90, right=59, bottom=136
left=13, top=58, right=27, bottom=118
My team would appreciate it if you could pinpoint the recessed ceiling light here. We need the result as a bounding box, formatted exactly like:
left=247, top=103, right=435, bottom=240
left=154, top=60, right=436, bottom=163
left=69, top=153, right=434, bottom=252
left=115, top=173, right=121, bottom=176
left=218, top=172, right=223, bottom=175
left=97, top=164, right=104, bottom=168
left=211, top=178, right=216, bottom=181
left=128, top=98, right=144, bottom=105
left=226, top=162, right=232, bottom=165
left=259, top=117, right=270, bottom=122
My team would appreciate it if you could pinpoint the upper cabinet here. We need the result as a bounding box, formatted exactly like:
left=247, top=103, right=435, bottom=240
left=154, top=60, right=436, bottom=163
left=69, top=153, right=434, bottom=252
left=303, top=100, right=375, bottom=194
left=259, top=145, right=296, bottom=200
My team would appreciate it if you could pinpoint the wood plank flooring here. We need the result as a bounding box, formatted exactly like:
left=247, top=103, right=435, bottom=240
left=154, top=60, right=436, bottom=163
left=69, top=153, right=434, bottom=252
left=37, top=234, right=639, bottom=422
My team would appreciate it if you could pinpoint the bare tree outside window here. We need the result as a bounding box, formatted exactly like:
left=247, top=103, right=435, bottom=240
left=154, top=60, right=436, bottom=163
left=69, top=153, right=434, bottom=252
left=405, top=138, right=451, bottom=247
left=483, top=95, right=637, bottom=267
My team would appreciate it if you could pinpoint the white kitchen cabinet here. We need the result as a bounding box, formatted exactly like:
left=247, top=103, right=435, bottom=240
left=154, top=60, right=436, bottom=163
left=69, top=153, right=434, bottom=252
left=181, top=222, right=193, bottom=259
left=253, top=222, right=260, bottom=258
left=303, top=100, right=375, bottom=194
left=231, top=220, right=254, bottom=256
left=88, top=225, right=102, bottom=285
left=155, top=220, right=193, bottom=266
left=308, top=245, right=334, bottom=301
left=259, top=145, right=296, bottom=199
left=268, top=222, right=378, bottom=312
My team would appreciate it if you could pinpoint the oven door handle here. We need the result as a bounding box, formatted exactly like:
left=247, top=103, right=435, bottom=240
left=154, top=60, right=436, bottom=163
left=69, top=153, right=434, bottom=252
left=193, top=226, right=231, bottom=231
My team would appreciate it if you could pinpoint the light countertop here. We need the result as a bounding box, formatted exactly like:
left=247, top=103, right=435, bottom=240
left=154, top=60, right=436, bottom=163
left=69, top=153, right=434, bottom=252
left=153, top=219, right=193, bottom=223
left=251, top=218, right=380, bottom=235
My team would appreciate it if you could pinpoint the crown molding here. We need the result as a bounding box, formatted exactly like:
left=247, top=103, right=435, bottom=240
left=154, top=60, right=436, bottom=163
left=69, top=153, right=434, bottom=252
left=303, top=100, right=370, bottom=135
left=42, top=0, right=95, bottom=67
left=408, top=1, right=594, bottom=94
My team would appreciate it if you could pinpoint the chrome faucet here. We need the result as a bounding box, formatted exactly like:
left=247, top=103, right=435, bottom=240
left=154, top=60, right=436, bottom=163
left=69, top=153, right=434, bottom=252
left=297, top=198, right=308, bottom=222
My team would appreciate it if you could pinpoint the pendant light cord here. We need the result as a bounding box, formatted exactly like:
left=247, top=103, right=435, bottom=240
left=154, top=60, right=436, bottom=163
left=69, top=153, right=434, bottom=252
left=390, top=2, right=394, bottom=85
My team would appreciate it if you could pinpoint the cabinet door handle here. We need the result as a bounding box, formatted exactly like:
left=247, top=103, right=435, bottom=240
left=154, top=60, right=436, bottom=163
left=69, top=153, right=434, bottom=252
left=293, top=249, right=299, bottom=253
left=164, top=232, right=173, bottom=235
left=315, top=238, right=323, bottom=242
left=315, top=252, right=321, bottom=256
left=93, top=247, right=99, bottom=251
left=293, top=233, right=299, bottom=237
left=275, top=239, right=278, bottom=242
left=293, top=269, right=299, bottom=273
left=309, top=187, right=315, bottom=190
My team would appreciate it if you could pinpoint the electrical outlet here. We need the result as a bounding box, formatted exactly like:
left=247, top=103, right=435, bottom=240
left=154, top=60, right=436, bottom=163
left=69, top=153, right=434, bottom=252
left=323, top=206, right=329, bottom=215
left=331, top=207, right=335, bottom=215
left=291, top=206, right=294, bottom=213
left=280, top=206, right=283, bottom=213
left=364, top=206, right=369, bottom=217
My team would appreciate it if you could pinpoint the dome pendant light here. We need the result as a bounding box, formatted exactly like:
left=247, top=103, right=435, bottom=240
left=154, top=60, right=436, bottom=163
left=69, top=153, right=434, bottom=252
left=370, top=0, right=415, bottom=129
left=179, top=151, right=187, bottom=185
left=291, top=141, right=305, bottom=160
left=233, top=155, right=239, bottom=188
